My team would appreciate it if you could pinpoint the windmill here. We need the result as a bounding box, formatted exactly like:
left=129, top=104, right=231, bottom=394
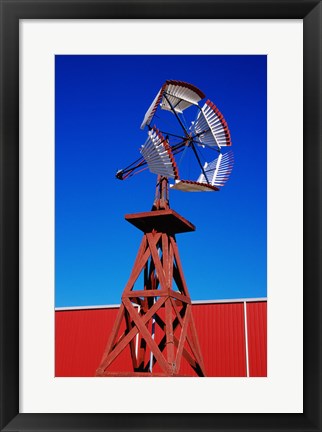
left=96, top=80, right=233, bottom=377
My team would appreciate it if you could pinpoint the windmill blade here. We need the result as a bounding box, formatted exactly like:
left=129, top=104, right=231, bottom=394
left=140, top=127, right=179, bottom=179
left=161, top=80, right=205, bottom=114
left=192, top=100, right=232, bottom=149
left=170, top=180, right=219, bottom=192
left=140, top=89, right=163, bottom=131
left=197, top=151, right=234, bottom=188
left=170, top=151, right=233, bottom=192
left=140, top=80, right=205, bottom=130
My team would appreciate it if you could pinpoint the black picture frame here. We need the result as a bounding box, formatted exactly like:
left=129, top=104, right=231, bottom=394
left=1, top=1, right=321, bottom=431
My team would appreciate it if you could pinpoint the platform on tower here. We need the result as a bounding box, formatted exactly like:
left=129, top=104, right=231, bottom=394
left=125, top=209, right=195, bottom=234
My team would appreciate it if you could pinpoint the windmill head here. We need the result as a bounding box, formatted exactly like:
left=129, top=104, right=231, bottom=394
left=116, top=80, right=234, bottom=193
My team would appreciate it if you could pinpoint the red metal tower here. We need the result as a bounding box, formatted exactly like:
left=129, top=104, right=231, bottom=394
left=96, top=177, right=206, bottom=377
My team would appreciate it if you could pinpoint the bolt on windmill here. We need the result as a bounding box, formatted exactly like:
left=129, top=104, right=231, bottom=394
left=96, top=80, right=233, bottom=377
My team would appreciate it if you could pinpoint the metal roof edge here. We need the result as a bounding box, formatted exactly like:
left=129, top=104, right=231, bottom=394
left=55, top=297, right=267, bottom=311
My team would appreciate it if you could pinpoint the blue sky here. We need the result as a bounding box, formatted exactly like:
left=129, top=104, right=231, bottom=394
left=55, top=55, right=267, bottom=307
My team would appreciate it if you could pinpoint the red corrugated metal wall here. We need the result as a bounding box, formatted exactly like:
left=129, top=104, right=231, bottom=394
left=247, top=301, right=267, bottom=377
left=55, top=301, right=267, bottom=377
left=185, top=303, right=247, bottom=376
left=55, top=308, right=132, bottom=377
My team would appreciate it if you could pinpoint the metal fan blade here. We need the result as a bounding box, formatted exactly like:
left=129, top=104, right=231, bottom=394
left=197, top=151, right=234, bottom=188
left=160, top=80, right=205, bottom=114
left=140, top=80, right=205, bottom=130
left=192, top=100, right=232, bottom=149
left=140, top=127, right=179, bottom=179
left=170, top=180, right=219, bottom=192
left=140, top=88, right=163, bottom=130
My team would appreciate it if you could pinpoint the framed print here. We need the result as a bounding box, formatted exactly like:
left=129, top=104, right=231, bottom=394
left=54, top=54, right=268, bottom=382
left=1, top=1, right=321, bottom=431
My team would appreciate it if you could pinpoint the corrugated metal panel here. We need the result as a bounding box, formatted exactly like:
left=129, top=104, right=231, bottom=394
left=246, top=301, right=267, bottom=377
left=55, top=301, right=266, bottom=377
left=183, top=303, right=247, bottom=376
left=55, top=308, right=132, bottom=377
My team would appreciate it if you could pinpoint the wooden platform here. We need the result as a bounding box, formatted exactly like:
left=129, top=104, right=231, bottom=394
left=125, top=209, right=195, bottom=234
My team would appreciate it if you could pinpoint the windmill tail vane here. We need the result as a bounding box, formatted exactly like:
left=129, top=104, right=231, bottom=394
left=116, top=79, right=234, bottom=196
